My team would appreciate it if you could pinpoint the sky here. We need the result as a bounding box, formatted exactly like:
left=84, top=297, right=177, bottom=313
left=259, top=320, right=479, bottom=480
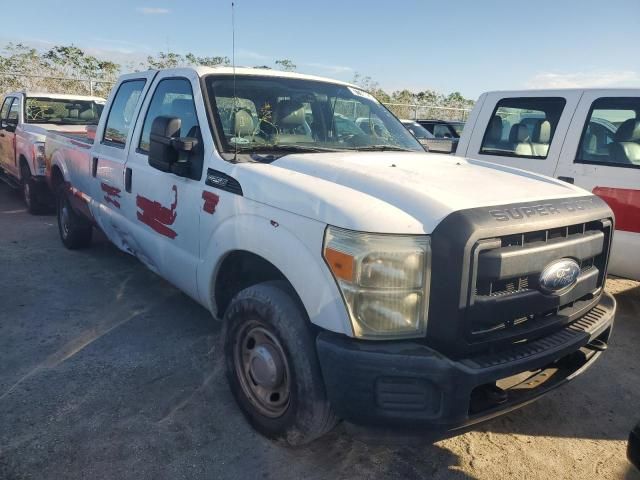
left=3, top=0, right=640, bottom=99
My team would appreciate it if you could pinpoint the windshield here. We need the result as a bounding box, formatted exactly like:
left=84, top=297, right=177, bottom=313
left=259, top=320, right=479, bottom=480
left=206, top=75, right=424, bottom=154
left=451, top=122, right=465, bottom=136
left=403, top=121, right=435, bottom=140
left=25, top=97, right=104, bottom=125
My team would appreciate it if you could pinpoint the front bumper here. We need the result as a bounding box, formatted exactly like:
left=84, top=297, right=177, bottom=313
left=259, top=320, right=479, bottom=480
left=317, top=292, right=615, bottom=433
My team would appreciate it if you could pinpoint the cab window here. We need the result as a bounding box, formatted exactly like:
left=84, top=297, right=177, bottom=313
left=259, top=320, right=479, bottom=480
left=576, top=97, right=640, bottom=169
left=480, top=97, right=566, bottom=159
left=139, top=78, right=203, bottom=179
left=7, top=98, right=20, bottom=121
left=0, top=97, right=14, bottom=120
left=102, top=79, right=146, bottom=147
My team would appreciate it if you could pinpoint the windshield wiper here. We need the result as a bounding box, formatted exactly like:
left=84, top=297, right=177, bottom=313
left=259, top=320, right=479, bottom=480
left=353, top=145, right=415, bottom=152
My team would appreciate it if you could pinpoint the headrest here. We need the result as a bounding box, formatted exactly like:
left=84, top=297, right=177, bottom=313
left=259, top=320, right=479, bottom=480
left=79, top=109, right=95, bottom=120
left=614, top=118, right=640, bottom=142
left=275, top=100, right=306, bottom=127
left=534, top=120, right=551, bottom=143
left=487, top=116, right=503, bottom=141
left=233, top=109, right=254, bottom=136
left=171, top=99, right=195, bottom=118
left=509, top=123, right=530, bottom=143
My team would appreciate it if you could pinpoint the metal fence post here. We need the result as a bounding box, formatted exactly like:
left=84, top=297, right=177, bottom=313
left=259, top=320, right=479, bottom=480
left=89, top=80, right=94, bottom=96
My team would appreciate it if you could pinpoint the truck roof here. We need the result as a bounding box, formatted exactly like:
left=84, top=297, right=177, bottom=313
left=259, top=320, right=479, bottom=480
left=119, top=66, right=359, bottom=89
left=482, top=87, right=640, bottom=96
left=5, top=91, right=105, bottom=102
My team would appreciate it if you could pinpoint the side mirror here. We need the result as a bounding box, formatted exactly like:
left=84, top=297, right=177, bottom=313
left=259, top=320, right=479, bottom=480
left=2, top=117, right=17, bottom=131
left=149, top=116, right=181, bottom=172
left=149, top=116, right=199, bottom=177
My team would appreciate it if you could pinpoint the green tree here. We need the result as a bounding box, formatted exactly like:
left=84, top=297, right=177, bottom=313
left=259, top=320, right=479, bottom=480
left=275, top=59, right=296, bottom=71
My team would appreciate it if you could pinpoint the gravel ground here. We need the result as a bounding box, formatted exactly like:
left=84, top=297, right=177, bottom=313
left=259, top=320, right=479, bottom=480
left=1, top=182, right=639, bottom=480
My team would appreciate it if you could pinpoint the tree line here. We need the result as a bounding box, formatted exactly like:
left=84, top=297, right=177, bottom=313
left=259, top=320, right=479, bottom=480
left=0, top=43, right=473, bottom=118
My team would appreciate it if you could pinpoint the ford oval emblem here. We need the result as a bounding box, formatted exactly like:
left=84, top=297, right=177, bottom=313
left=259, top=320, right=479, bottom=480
left=539, top=258, right=581, bottom=295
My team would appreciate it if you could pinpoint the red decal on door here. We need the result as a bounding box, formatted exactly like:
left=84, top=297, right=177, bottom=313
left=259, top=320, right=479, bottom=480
left=136, top=185, right=178, bottom=239
left=101, top=182, right=121, bottom=209
left=593, top=187, right=640, bottom=234
left=202, top=191, right=219, bottom=214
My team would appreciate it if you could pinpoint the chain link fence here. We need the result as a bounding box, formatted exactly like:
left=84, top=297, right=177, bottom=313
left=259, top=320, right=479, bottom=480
left=382, top=102, right=471, bottom=122
left=0, top=73, right=472, bottom=123
left=0, top=72, right=115, bottom=98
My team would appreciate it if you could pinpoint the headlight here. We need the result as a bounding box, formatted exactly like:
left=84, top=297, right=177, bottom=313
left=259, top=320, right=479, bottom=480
left=323, top=226, right=431, bottom=339
left=33, top=142, right=46, bottom=175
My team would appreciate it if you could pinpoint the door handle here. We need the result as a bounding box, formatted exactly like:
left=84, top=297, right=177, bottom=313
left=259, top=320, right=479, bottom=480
left=125, top=167, right=132, bottom=193
left=92, top=157, right=98, bottom=177
left=557, top=176, right=574, bottom=184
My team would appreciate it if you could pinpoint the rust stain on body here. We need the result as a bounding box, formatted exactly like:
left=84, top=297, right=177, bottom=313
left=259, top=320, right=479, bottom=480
left=136, top=185, right=178, bottom=239
left=101, top=182, right=122, bottom=209
left=201, top=191, right=219, bottom=214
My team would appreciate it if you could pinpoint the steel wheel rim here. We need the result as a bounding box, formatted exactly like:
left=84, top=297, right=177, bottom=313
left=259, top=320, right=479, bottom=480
left=59, top=199, right=70, bottom=238
left=234, top=321, right=291, bottom=418
left=23, top=181, right=31, bottom=207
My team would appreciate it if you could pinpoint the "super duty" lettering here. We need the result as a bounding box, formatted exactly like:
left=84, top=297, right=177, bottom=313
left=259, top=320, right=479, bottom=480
left=489, top=198, right=596, bottom=221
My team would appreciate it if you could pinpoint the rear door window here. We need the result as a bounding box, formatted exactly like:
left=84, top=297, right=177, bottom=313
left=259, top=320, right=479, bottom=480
left=576, top=97, right=640, bottom=169
left=480, top=97, right=566, bottom=159
left=102, top=79, right=146, bottom=147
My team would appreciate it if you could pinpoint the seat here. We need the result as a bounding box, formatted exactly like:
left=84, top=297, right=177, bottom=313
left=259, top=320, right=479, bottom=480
left=531, top=120, right=551, bottom=157
left=482, top=116, right=503, bottom=150
left=508, top=123, right=533, bottom=156
left=273, top=100, right=313, bottom=144
left=609, top=118, right=640, bottom=165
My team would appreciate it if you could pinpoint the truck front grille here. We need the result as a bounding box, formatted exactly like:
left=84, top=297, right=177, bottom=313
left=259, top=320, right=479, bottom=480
left=466, top=219, right=612, bottom=340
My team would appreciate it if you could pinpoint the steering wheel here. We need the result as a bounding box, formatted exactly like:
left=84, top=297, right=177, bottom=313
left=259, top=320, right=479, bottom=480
left=27, top=106, right=46, bottom=121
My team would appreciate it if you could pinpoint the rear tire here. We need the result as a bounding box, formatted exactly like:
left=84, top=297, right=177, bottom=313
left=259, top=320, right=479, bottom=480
left=224, top=281, right=337, bottom=446
left=57, top=186, right=92, bottom=249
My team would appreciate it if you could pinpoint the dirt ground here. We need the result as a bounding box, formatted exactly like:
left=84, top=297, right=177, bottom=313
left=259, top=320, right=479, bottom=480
left=1, top=182, right=639, bottom=480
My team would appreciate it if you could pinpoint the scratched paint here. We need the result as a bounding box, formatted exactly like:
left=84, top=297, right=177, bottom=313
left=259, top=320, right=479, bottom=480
left=136, top=185, right=178, bottom=239
left=593, top=186, right=640, bottom=234
left=201, top=191, right=220, bottom=214
left=101, top=183, right=122, bottom=209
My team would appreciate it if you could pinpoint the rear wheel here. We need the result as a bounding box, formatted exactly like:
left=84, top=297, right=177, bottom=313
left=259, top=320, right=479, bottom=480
left=57, top=186, right=92, bottom=249
left=224, top=281, right=337, bottom=446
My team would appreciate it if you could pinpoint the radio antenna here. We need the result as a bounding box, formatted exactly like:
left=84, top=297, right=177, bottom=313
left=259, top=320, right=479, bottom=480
left=232, top=1, right=238, bottom=161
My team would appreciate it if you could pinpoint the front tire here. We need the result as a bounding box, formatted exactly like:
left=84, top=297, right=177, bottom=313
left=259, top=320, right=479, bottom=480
left=224, top=281, right=337, bottom=446
left=21, top=164, right=43, bottom=214
left=57, top=186, right=92, bottom=249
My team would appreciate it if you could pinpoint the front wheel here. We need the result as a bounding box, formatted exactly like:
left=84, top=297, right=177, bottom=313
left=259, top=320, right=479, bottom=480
left=21, top=165, right=43, bottom=214
left=224, top=281, right=337, bottom=446
left=57, top=186, right=92, bottom=249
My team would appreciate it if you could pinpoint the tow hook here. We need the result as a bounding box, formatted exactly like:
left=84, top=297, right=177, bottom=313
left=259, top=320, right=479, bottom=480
left=470, top=384, right=508, bottom=413
left=586, top=338, right=608, bottom=352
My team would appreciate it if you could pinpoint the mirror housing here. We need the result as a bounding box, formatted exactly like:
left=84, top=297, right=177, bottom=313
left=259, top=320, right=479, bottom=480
left=2, top=117, right=18, bottom=131
left=148, top=116, right=199, bottom=177
left=149, top=116, right=181, bottom=172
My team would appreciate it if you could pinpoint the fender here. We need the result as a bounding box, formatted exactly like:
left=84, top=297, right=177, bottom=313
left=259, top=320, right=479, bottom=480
left=197, top=209, right=352, bottom=336
left=49, top=149, right=71, bottom=189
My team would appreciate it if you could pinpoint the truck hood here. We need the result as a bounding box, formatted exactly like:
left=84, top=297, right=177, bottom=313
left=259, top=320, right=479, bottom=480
left=237, top=152, right=590, bottom=234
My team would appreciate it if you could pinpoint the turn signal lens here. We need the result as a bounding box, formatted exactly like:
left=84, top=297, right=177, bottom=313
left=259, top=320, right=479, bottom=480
left=324, top=247, right=354, bottom=282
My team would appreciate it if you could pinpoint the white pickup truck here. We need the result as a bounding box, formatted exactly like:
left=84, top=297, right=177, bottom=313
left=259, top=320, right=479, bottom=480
left=0, top=91, right=104, bottom=212
left=456, top=89, right=640, bottom=280
left=46, top=67, right=616, bottom=445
